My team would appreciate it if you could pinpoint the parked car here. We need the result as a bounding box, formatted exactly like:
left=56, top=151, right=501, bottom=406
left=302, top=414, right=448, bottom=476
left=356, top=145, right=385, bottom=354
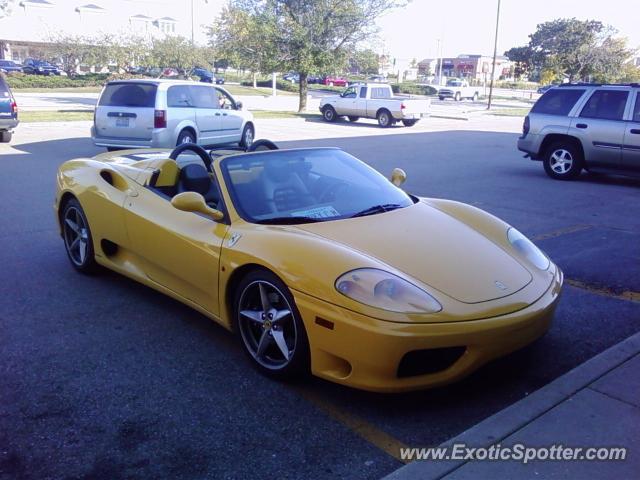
left=283, top=73, right=300, bottom=83
left=517, top=83, right=640, bottom=180
left=319, top=83, right=430, bottom=127
left=22, top=58, right=61, bottom=75
left=368, top=75, right=386, bottom=83
left=322, top=76, right=348, bottom=87
left=55, top=141, right=562, bottom=392
left=92, top=79, right=255, bottom=150
left=0, top=74, right=19, bottom=143
left=0, top=60, right=23, bottom=73
left=438, top=79, right=480, bottom=101
left=192, top=68, right=225, bottom=85
left=537, top=84, right=556, bottom=94
left=307, top=75, right=323, bottom=84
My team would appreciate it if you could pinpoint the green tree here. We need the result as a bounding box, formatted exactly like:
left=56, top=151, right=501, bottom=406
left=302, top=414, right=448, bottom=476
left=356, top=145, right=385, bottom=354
left=47, top=34, right=91, bottom=76
left=149, top=36, right=215, bottom=75
left=210, top=0, right=406, bottom=111
left=504, top=45, right=533, bottom=79
left=349, top=49, right=379, bottom=75
left=507, top=18, right=636, bottom=83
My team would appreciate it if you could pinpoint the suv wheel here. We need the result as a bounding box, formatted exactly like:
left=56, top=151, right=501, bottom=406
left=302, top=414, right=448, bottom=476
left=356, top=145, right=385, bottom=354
left=239, top=123, right=255, bottom=149
left=543, top=142, right=583, bottom=180
left=0, top=131, right=12, bottom=143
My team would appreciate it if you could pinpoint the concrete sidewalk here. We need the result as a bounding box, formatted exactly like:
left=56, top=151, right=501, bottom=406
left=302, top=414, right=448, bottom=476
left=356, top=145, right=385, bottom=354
left=385, top=331, right=640, bottom=479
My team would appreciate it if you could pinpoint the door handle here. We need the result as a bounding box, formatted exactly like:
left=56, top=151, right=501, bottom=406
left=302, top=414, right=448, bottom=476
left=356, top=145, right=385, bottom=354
left=222, top=113, right=228, bottom=116
left=214, top=112, right=221, bottom=116
left=576, top=123, right=588, bottom=129
left=630, top=129, right=640, bottom=134
left=126, top=189, right=139, bottom=197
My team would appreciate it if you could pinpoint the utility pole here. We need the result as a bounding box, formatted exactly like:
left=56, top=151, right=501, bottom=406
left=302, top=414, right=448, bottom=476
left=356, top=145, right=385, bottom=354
left=487, top=0, right=501, bottom=110
left=437, top=39, right=443, bottom=85
left=190, top=0, right=195, bottom=44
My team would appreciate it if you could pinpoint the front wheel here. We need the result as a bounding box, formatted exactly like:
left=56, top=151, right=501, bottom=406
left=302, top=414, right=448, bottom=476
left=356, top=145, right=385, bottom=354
left=438, top=96, right=445, bottom=101
left=235, top=270, right=310, bottom=379
left=0, top=131, right=11, bottom=143
left=543, top=142, right=583, bottom=180
left=472, top=92, right=479, bottom=101
left=239, top=123, right=255, bottom=149
left=455, top=92, right=462, bottom=101
left=347, top=116, right=359, bottom=122
left=402, top=119, right=418, bottom=127
left=62, top=198, right=99, bottom=274
left=322, top=106, right=337, bottom=122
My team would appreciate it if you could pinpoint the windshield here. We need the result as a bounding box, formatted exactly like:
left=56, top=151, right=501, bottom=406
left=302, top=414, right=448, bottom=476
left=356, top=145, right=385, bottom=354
left=447, top=80, right=463, bottom=86
left=220, top=148, right=414, bottom=224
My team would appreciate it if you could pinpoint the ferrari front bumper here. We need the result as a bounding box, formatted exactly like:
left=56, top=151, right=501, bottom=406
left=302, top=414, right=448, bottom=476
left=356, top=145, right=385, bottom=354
left=292, top=267, right=563, bottom=393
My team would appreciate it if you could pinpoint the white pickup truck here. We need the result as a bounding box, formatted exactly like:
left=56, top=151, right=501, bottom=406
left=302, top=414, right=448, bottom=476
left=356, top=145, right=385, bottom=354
left=319, top=83, right=430, bottom=127
left=437, top=79, right=481, bottom=101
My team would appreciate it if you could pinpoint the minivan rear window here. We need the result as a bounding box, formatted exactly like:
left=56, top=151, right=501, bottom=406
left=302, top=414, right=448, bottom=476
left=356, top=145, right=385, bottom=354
left=99, top=83, right=157, bottom=108
left=0, top=77, right=9, bottom=95
left=531, top=89, right=585, bottom=116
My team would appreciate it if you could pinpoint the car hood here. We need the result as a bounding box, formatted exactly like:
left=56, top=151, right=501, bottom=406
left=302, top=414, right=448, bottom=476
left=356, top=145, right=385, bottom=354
left=296, top=202, right=532, bottom=304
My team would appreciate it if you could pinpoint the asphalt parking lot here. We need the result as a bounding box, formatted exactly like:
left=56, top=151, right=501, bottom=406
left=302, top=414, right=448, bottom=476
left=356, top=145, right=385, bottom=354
left=1, top=118, right=639, bottom=480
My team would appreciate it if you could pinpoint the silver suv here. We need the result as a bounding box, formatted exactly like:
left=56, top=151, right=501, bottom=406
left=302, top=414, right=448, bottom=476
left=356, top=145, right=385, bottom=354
left=518, top=84, right=640, bottom=180
left=92, top=79, right=255, bottom=151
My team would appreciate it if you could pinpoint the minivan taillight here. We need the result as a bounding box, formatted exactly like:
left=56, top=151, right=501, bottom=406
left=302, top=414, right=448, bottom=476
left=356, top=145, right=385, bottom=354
left=10, top=101, right=17, bottom=115
left=522, top=115, right=530, bottom=136
left=154, top=109, right=167, bottom=128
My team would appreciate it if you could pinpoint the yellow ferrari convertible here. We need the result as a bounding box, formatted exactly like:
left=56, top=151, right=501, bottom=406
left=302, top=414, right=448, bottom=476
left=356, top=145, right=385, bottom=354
left=55, top=141, right=562, bottom=392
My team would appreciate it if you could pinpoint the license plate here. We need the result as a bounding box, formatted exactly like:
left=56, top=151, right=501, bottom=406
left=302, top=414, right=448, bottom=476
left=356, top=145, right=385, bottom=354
left=115, top=117, right=130, bottom=127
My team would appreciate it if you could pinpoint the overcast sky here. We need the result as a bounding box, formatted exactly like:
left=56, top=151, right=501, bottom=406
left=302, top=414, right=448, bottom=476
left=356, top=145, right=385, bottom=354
left=375, top=0, right=640, bottom=61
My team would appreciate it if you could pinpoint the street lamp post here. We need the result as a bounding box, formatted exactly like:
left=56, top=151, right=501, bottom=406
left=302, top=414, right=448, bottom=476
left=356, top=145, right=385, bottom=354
left=487, top=0, right=501, bottom=110
left=190, top=0, right=195, bottom=44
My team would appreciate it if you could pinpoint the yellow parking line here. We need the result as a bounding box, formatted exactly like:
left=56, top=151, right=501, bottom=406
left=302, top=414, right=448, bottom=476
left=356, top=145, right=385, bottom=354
left=565, top=278, right=640, bottom=303
left=532, top=225, right=593, bottom=241
left=296, top=388, right=410, bottom=464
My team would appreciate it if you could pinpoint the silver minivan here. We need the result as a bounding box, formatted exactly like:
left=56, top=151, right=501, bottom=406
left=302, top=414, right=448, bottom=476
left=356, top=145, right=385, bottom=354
left=92, top=79, right=255, bottom=151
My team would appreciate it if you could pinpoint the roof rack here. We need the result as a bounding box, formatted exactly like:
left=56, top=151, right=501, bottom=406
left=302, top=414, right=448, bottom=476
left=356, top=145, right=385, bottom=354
left=558, top=83, right=640, bottom=88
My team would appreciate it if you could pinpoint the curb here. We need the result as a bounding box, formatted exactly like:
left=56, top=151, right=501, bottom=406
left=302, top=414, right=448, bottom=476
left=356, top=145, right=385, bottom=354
left=384, top=331, right=640, bottom=480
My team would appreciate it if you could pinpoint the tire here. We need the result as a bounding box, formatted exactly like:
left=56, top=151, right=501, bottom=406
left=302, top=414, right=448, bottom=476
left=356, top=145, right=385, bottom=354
left=61, top=198, right=99, bottom=274
left=438, top=96, right=445, bottom=101
left=322, top=106, right=337, bottom=122
left=0, top=131, right=11, bottom=143
left=106, top=147, right=122, bottom=152
left=472, top=92, right=479, bottom=101
left=176, top=129, right=196, bottom=146
left=402, top=119, right=418, bottom=127
left=234, top=269, right=310, bottom=380
left=543, top=141, right=584, bottom=180
left=455, top=92, right=462, bottom=101
left=377, top=109, right=392, bottom=128
left=239, top=123, right=255, bottom=149
left=347, top=116, right=359, bottom=122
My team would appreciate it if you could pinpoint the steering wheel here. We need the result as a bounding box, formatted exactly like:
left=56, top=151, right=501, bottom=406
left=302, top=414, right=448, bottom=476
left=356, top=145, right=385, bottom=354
left=318, top=180, right=349, bottom=203
left=169, top=143, right=213, bottom=172
left=247, top=139, right=279, bottom=152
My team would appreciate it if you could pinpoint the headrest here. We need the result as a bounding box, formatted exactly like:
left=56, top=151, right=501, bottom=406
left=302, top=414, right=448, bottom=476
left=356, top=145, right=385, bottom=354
left=180, top=164, right=210, bottom=195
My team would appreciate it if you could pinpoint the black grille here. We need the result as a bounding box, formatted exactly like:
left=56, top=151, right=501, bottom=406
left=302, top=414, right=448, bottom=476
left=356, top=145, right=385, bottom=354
left=397, top=346, right=466, bottom=378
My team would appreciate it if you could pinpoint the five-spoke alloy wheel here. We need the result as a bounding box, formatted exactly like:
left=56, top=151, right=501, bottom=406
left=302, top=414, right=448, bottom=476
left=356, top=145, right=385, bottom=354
left=235, top=270, right=309, bottom=378
left=543, top=141, right=583, bottom=180
left=62, top=199, right=98, bottom=273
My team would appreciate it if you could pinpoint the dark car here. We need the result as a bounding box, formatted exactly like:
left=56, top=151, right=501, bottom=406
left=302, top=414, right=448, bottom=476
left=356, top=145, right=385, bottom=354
left=22, top=58, right=61, bottom=76
left=0, top=60, right=23, bottom=73
left=308, top=75, right=323, bottom=84
left=0, top=74, right=19, bottom=142
left=537, top=84, right=556, bottom=94
left=193, top=67, right=224, bottom=84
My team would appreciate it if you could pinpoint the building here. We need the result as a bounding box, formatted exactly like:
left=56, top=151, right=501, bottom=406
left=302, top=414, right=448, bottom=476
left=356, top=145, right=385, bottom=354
left=418, top=54, right=513, bottom=83
left=0, top=0, right=219, bottom=62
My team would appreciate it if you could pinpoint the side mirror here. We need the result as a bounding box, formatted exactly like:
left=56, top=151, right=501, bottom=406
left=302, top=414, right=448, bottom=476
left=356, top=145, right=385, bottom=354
left=171, top=192, right=224, bottom=221
left=235, top=101, right=243, bottom=110
left=390, top=168, right=407, bottom=187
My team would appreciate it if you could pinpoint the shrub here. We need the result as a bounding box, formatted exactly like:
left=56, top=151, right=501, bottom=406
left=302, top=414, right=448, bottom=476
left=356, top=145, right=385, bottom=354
left=240, top=79, right=299, bottom=92
left=390, top=83, right=437, bottom=96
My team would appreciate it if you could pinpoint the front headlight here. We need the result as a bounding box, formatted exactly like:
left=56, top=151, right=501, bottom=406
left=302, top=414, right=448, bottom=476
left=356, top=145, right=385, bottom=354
left=508, top=228, right=549, bottom=270
left=335, top=268, right=442, bottom=314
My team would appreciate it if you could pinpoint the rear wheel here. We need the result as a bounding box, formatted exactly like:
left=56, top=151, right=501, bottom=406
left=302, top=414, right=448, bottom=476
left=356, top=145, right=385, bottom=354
left=239, top=123, right=255, bottom=149
left=177, top=129, right=196, bottom=146
left=322, top=106, right=337, bottom=122
left=543, top=141, right=583, bottom=180
left=377, top=109, right=392, bottom=128
left=0, top=131, right=11, bottom=143
left=402, top=119, right=418, bottom=127
left=347, top=116, right=359, bottom=122
left=62, top=198, right=99, bottom=274
left=235, top=270, right=310, bottom=379
left=472, top=92, right=479, bottom=101
left=438, top=96, right=445, bottom=101
left=455, top=92, right=462, bottom=101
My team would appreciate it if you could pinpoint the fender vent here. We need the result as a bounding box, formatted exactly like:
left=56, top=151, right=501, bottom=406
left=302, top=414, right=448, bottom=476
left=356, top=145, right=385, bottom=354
left=100, top=170, right=114, bottom=185
left=101, top=239, right=118, bottom=257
